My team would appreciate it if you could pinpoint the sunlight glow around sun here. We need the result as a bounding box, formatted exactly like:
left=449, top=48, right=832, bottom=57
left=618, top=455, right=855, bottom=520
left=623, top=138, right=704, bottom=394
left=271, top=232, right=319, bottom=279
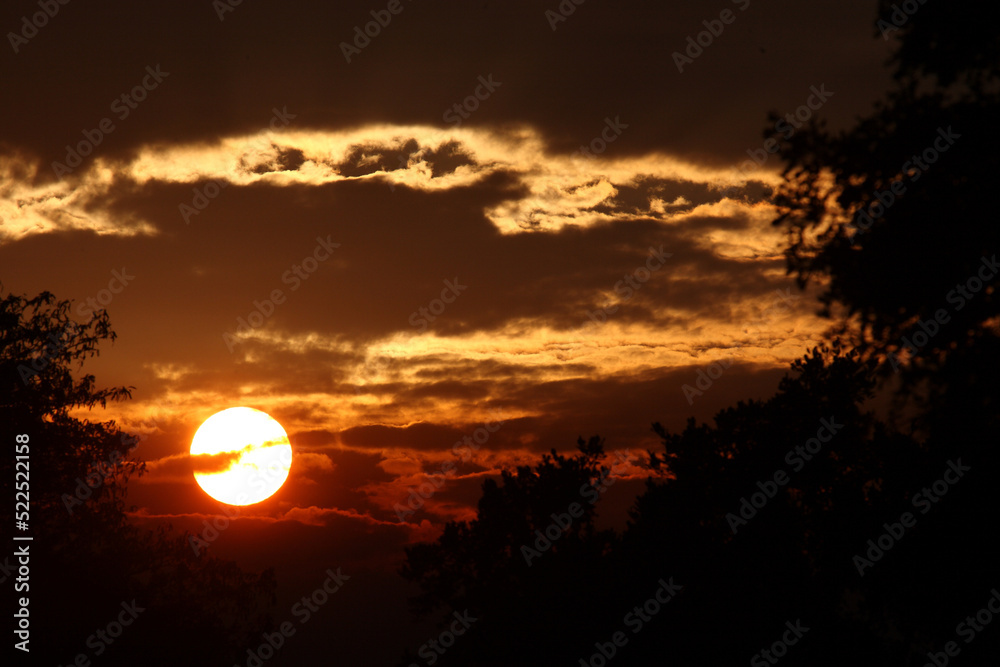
left=189, top=407, right=293, bottom=505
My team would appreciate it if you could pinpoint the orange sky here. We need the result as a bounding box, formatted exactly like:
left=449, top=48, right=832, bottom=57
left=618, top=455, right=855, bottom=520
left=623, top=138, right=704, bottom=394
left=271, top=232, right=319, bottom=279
left=4, top=127, right=826, bottom=528
left=0, top=1, right=895, bottom=662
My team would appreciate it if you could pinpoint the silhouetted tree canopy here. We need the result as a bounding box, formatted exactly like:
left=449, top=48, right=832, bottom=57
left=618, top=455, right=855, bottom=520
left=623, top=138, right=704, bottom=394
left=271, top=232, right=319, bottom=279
left=1, top=288, right=277, bottom=665
left=399, top=4, right=1000, bottom=664
left=770, top=1, right=999, bottom=432
left=401, top=341, right=998, bottom=665
left=399, top=436, right=624, bottom=666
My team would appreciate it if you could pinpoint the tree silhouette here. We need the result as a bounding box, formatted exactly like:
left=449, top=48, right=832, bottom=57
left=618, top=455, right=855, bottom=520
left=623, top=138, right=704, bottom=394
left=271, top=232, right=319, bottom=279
left=627, top=343, right=930, bottom=664
left=1, top=289, right=276, bottom=665
left=399, top=437, right=626, bottom=666
left=768, top=1, right=999, bottom=437
left=761, top=4, right=1000, bottom=663
left=401, top=344, right=980, bottom=665
left=397, top=5, right=1000, bottom=664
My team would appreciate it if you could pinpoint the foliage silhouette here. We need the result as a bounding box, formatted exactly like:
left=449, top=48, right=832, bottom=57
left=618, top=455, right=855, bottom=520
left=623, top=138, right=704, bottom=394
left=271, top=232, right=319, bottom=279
left=1, top=289, right=277, bottom=666
left=769, top=0, right=999, bottom=436
left=399, top=436, right=624, bottom=666
left=399, top=3, right=1000, bottom=664
left=401, top=344, right=974, bottom=665
left=763, top=9, right=1000, bottom=661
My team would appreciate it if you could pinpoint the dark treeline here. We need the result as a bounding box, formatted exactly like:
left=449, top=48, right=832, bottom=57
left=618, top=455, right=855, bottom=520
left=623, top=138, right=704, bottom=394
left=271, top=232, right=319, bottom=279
left=1, top=294, right=276, bottom=665
left=2, top=1, right=997, bottom=665
left=397, top=2, right=1000, bottom=664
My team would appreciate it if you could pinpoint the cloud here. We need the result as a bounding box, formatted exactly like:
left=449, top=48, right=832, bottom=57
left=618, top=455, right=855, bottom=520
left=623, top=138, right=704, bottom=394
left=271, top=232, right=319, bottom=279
left=188, top=449, right=245, bottom=474
left=1, top=1, right=889, bottom=173
left=1, top=0, right=873, bottom=553
left=1, top=124, right=779, bottom=242
left=1, top=2, right=901, bottom=662
left=277, top=505, right=398, bottom=528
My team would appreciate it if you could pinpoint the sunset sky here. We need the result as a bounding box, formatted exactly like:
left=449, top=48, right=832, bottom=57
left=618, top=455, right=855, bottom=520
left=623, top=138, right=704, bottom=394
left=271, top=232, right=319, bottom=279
left=1, top=0, right=897, bottom=663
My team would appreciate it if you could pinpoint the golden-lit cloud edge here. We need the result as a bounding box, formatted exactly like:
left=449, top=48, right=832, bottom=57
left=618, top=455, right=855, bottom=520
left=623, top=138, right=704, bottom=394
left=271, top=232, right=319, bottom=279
left=33, top=122, right=826, bottom=531
left=1, top=123, right=779, bottom=242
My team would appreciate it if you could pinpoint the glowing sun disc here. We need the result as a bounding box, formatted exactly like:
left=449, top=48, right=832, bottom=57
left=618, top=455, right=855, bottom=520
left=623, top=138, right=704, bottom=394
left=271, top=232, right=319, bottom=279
left=190, top=407, right=292, bottom=505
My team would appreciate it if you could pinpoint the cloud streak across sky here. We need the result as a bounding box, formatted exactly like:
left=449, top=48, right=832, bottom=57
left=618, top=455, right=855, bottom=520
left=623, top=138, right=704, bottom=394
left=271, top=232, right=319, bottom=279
left=1, top=4, right=894, bottom=661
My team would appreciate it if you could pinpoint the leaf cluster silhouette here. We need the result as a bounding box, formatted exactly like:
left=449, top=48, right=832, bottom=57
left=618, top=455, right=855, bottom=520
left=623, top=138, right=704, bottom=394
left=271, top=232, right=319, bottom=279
left=1, top=290, right=277, bottom=666
left=398, top=3, right=1000, bottom=664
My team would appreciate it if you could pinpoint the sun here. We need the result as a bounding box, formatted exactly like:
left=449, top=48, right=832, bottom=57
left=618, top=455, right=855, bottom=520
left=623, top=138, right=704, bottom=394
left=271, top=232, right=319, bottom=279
left=190, top=407, right=293, bottom=505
